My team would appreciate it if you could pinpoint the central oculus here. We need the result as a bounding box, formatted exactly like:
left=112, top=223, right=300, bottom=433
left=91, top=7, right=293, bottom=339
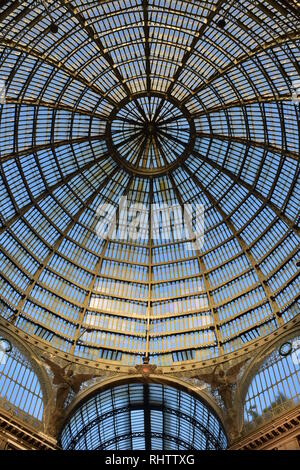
left=107, top=94, right=195, bottom=176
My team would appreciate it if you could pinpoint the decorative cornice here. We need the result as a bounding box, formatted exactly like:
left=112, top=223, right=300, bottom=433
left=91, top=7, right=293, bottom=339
left=229, top=404, right=300, bottom=450
left=0, top=407, right=58, bottom=450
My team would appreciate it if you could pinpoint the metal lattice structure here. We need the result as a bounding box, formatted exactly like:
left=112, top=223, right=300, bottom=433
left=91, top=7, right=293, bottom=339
left=244, top=335, right=300, bottom=428
left=59, top=382, right=228, bottom=450
left=0, top=340, right=44, bottom=424
left=0, top=0, right=299, bottom=371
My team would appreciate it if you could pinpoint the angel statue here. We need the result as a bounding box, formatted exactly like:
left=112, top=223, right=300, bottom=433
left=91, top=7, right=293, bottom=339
left=42, top=356, right=101, bottom=436
left=192, top=358, right=250, bottom=408
left=192, top=358, right=250, bottom=441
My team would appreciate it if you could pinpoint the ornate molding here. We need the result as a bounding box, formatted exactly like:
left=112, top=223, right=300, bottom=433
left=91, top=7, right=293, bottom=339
left=230, top=404, right=300, bottom=450
left=0, top=407, right=57, bottom=450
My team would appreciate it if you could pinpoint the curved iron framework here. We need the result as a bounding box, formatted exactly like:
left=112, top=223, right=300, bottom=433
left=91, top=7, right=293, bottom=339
left=59, top=382, right=228, bottom=450
left=243, top=334, right=300, bottom=430
left=106, top=92, right=196, bottom=176
left=0, top=333, right=44, bottom=425
left=0, top=0, right=299, bottom=368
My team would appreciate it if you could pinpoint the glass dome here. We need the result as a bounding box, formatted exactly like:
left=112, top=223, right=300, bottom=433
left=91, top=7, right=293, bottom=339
left=0, top=0, right=299, bottom=368
left=59, top=382, right=228, bottom=450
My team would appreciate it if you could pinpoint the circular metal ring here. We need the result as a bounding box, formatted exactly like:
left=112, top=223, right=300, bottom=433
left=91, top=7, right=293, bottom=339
left=279, top=341, right=293, bottom=357
left=0, top=337, right=12, bottom=354
left=106, top=91, right=196, bottom=177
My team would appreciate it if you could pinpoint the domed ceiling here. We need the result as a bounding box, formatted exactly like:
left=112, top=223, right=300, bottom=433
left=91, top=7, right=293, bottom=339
left=0, top=0, right=299, bottom=368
